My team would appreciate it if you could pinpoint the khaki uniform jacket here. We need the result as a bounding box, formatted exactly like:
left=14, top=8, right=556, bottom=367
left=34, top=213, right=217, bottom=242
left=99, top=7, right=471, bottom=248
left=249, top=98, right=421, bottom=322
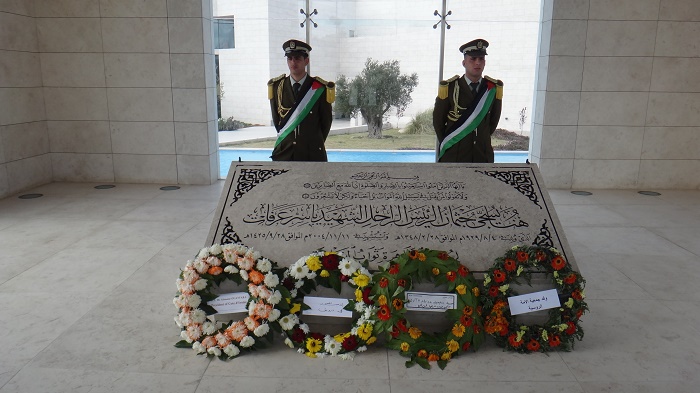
left=269, top=75, right=333, bottom=162
left=433, top=75, right=503, bottom=163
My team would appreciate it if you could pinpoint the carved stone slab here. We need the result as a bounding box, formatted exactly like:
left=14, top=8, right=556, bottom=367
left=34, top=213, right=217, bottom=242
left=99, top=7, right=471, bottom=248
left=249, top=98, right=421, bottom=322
left=207, top=162, right=577, bottom=272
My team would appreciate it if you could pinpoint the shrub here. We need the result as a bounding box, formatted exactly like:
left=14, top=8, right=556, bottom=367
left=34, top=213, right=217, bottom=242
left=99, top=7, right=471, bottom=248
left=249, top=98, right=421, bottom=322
left=218, top=117, right=253, bottom=131
left=403, top=108, right=434, bottom=135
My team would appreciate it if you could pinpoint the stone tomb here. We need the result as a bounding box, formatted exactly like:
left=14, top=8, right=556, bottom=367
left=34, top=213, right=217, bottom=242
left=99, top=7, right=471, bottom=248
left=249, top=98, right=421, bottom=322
left=207, top=161, right=577, bottom=272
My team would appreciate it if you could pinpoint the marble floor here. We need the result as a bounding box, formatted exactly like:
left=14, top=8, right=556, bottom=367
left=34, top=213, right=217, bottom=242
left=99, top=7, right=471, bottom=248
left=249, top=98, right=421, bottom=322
left=1, top=182, right=699, bottom=393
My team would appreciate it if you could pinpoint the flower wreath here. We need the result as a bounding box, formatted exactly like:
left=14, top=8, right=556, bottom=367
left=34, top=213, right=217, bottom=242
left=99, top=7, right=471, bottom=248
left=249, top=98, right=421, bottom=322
left=360, top=249, right=484, bottom=370
left=480, top=245, right=588, bottom=353
left=174, top=243, right=288, bottom=359
left=277, top=250, right=378, bottom=359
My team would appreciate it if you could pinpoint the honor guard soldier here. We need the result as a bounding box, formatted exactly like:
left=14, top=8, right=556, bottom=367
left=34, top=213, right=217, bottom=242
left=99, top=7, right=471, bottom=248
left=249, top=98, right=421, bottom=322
left=268, top=39, right=335, bottom=161
left=433, top=39, right=503, bottom=163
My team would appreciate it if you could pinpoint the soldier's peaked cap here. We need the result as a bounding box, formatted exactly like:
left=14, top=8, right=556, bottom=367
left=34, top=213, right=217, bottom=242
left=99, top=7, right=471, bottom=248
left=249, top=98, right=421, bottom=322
left=459, top=39, right=489, bottom=56
left=283, top=39, right=311, bottom=56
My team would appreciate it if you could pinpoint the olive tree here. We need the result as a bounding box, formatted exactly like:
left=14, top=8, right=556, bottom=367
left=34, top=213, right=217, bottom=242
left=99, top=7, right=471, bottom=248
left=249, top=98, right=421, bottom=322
left=335, top=58, right=418, bottom=138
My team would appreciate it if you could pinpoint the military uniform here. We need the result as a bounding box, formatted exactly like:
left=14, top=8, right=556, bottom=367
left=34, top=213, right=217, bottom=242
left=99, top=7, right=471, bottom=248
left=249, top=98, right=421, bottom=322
left=268, top=39, right=334, bottom=162
left=433, top=39, right=503, bottom=163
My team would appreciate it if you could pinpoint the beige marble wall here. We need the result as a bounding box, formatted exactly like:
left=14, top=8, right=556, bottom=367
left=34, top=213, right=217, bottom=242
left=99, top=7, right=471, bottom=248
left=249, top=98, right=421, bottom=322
left=0, top=0, right=217, bottom=198
left=0, top=2, right=52, bottom=198
left=532, top=0, right=700, bottom=189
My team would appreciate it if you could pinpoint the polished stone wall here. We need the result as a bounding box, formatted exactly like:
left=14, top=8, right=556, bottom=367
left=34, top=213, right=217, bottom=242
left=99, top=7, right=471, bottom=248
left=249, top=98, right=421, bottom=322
left=0, top=0, right=219, bottom=199
left=531, top=0, right=700, bottom=189
left=0, top=2, right=51, bottom=198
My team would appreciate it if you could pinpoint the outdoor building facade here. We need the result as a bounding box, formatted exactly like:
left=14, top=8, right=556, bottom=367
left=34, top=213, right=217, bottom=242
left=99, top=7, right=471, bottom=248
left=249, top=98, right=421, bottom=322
left=1, top=0, right=699, bottom=199
left=213, top=0, right=540, bottom=133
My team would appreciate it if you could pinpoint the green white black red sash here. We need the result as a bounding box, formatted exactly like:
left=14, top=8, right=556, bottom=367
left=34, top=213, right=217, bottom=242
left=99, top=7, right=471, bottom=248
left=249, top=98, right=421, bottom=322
left=274, top=80, right=325, bottom=148
left=438, top=80, right=496, bottom=159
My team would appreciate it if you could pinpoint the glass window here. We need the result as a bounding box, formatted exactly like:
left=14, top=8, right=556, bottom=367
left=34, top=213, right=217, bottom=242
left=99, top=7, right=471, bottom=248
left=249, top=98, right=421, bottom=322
left=215, top=18, right=235, bottom=49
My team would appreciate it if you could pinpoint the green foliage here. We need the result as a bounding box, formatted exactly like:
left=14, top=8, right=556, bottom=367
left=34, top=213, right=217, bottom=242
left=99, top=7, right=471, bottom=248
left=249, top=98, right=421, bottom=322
left=218, top=116, right=253, bottom=131
left=403, top=108, right=434, bottom=135
left=335, top=58, right=418, bottom=137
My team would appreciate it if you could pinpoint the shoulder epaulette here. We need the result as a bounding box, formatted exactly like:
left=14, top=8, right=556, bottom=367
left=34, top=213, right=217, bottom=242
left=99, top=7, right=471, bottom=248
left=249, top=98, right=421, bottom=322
left=313, top=76, right=329, bottom=86
left=437, top=75, right=460, bottom=99
left=484, top=75, right=504, bottom=100
left=268, top=74, right=286, bottom=85
left=314, top=76, right=335, bottom=104
left=484, top=75, right=503, bottom=86
left=268, top=74, right=286, bottom=99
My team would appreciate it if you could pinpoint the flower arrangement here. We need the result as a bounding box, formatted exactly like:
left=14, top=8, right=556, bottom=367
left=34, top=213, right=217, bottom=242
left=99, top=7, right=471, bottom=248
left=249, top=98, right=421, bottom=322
left=278, top=250, right=378, bottom=359
left=480, top=245, right=588, bottom=353
left=358, top=249, right=484, bottom=370
left=174, top=243, right=289, bottom=359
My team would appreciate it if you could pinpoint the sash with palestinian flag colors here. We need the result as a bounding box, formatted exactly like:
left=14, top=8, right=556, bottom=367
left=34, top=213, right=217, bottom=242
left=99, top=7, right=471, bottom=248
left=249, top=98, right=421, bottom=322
left=438, top=79, right=497, bottom=160
left=274, top=80, right=326, bottom=148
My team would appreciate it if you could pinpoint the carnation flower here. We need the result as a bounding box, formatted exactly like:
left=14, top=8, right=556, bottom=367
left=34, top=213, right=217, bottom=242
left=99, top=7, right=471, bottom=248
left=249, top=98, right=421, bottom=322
left=268, top=290, right=282, bottom=305
left=192, top=342, right=206, bottom=354
left=244, top=316, right=260, bottom=331
left=206, top=256, right=222, bottom=267
left=194, top=258, right=209, bottom=274
left=180, top=330, right=192, bottom=343
left=239, top=270, right=249, bottom=281
left=268, top=309, right=281, bottom=322
left=239, top=336, right=255, bottom=348
left=257, top=258, right=272, bottom=273
left=224, top=265, right=239, bottom=274
left=207, top=346, right=222, bottom=357
left=193, top=279, right=207, bottom=291
left=264, top=272, right=279, bottom=287
left=254, top=323, right=270, bottom=337
left=186, top=324, right=203, bottom=341
left=191, top=309, right=207, bottom=324
left=202, top=321, right=217, bottom=335
left=257, top=285, right=272, bottom=300
left=339, top=353, right=354, bottom=361
left=208, top=244, right=222, bottom=255
left=237, top=255, right=255, bottom=271
left=215, top=333, right=231, bottom=348
left=223, top=344, right=240, bottom=357
left=197, top=247, right=209, bottom=258
left=182, top=269, right=199, bottom=284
